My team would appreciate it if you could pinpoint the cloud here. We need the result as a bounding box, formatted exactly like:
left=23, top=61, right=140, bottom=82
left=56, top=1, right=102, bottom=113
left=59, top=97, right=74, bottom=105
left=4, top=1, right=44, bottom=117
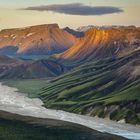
left=23, top=3, right=123, bottom=16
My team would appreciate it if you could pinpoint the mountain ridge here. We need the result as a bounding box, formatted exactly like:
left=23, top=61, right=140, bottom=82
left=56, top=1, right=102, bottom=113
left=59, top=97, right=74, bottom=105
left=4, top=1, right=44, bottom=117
left=55, top=27, right=140, bottom=64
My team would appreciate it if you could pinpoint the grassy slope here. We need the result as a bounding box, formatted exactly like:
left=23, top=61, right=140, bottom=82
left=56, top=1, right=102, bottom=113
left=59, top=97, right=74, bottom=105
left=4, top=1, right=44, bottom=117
left=40, top=50, right=140, bottom=124
left=3, top=79, right=50, bottom=98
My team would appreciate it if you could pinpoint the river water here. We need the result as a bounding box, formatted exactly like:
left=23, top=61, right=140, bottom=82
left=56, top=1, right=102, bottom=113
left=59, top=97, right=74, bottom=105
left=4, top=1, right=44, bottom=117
left=0, top=83, right=140, bottom=140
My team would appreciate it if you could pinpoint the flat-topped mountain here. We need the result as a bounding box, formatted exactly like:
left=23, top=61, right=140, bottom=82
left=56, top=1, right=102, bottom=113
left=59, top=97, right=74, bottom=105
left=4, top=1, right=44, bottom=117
left=0, top=24, right=76, bottom=55
left=55, top=27, right=140, bottom=64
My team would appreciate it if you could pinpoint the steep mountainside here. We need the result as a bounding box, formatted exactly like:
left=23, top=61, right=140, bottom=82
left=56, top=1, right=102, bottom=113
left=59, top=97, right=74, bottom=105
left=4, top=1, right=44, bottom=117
left=40, top=50, right=140, bottom=124
left=0, top=24, right=76, bottom=55
left=0, top=55, right=67, bottom=79
left=55, top=27, right=140, bottom=64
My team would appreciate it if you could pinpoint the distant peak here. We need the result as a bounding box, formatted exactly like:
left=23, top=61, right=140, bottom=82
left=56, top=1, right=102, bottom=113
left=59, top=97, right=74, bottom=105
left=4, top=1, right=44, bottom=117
left=64, top=27, right=84, bottom=38
left=77, top=25, right=137, bottom=32
left=64, top=27, right=74, bottom=31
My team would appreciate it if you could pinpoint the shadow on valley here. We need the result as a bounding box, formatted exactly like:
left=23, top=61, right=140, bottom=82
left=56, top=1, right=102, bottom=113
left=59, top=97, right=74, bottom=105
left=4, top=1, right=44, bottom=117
left=0, top=111, right=128, bottom=140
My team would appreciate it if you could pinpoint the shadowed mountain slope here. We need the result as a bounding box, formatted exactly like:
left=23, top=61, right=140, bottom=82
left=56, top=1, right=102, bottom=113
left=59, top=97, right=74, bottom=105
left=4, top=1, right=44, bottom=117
left=0, top=55, right=20, bottom=65
left=64, top=27, right=84, bottom=38
left=0, top=55, right=67, bottom=79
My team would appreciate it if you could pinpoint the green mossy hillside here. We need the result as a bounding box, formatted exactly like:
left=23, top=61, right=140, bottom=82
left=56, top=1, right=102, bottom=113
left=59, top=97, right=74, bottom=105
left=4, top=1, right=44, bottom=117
left=40, top=50, right=140, bottom=124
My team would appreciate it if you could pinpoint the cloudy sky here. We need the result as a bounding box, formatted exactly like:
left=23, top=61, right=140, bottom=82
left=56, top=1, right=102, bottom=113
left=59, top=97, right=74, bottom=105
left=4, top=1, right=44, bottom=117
left=0, top=0, right=140, bottom=29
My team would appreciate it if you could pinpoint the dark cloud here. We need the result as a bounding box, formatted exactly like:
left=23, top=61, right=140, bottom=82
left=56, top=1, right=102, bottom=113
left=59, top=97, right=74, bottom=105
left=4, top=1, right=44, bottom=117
left=24, top=3, right=123, bottom=16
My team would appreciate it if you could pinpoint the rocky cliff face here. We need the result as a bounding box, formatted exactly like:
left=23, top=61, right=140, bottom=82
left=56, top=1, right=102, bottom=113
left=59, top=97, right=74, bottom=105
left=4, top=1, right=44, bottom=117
left=0, top=24, right=76, bottom=55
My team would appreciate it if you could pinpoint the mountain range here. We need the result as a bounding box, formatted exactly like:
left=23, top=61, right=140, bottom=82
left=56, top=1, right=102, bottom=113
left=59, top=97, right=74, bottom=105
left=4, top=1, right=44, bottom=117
left=0, top=24, right=140, bottom=79
left=76, top=25, right=137, bottom=32
left=0, top=24, right=140, bottom=61
left=0, top=24, right=140, bottom=125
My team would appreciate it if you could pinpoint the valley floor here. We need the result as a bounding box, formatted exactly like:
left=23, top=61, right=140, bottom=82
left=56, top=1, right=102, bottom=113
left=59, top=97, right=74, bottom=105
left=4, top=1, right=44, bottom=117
left=0, top=83, right=140, bottom=140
